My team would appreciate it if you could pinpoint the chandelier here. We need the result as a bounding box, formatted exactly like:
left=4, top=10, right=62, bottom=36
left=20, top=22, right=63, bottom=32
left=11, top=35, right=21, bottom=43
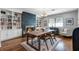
left=40, top=11, right=47, bottom=18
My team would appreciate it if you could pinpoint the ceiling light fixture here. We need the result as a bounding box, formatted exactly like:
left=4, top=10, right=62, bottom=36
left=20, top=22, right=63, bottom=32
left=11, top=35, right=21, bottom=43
left=41, top=11, right=47, bottom=18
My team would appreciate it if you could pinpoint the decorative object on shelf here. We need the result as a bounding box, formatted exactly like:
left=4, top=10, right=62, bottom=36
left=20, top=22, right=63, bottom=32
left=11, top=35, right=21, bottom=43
left=0, top=9, right=22, bottom=30
left=1, top=11, right=6, bottom=14
left=66, top=18, right=74, bottom=25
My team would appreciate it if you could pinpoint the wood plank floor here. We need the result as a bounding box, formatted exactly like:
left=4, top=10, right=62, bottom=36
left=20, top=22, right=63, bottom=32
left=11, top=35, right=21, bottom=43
left=0, top=37, right=26, bottom=51
left=0, top=35, right=72, bottom=51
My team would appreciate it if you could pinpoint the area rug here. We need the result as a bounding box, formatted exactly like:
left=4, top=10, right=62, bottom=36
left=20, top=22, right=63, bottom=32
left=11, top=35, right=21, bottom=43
left=21, top=38, right=61, bottom=51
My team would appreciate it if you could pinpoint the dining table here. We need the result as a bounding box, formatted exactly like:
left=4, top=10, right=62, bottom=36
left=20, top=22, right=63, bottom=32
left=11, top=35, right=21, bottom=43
left=26, top=29, right=56, bottom=51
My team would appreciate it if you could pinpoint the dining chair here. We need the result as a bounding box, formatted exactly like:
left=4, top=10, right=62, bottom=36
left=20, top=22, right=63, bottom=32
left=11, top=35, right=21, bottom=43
left=39, top=29, right=55, bottom=50
left=51, top=31, right=57, bottom=41
left=26, top=27, right=35, bottom=45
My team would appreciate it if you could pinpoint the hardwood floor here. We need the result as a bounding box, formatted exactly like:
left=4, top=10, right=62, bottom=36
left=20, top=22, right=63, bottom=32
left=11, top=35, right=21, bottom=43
left=54, top=36, right=72, bottom=51
left=0, top=37, right=26, bottom=51
left=0, top=35, right=72, bottom=51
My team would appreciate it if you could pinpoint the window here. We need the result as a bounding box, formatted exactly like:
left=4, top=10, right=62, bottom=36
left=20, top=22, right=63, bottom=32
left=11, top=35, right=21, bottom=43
left=48, top=17, right=63, bottom=27
left=55, top=18, right=63, bottom=27
left=48, top=19, right=55, bottom=27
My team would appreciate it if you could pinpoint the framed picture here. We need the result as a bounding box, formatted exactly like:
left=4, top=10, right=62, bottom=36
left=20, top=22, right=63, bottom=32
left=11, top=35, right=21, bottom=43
left=66, top=18, right=74, bottom=25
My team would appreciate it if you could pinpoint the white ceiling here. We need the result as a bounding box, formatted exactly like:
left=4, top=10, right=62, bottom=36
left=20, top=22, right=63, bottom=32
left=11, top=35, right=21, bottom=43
left=5, top=8, right=78, bottom=17
left=22, top=8, right=78, bottom=17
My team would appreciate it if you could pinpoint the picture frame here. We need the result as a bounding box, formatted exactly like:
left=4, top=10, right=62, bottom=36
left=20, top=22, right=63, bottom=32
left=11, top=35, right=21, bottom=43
left=66, top=18, right=74, bottom=25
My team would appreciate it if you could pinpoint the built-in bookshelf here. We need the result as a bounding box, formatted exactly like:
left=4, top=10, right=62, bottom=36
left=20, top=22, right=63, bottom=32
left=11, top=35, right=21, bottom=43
left=36, top=17, right=48, bottom=27
left=36, top=18, right=41, bottom=27
left=12, top=12, right=21, bottom=29
left=0, top=10, right=7, bottom=30
left=0, top=9, right=22, bottom=41
left=0, top=10, right=21, bottom=30
left=7, top=10, right=12, bottom=29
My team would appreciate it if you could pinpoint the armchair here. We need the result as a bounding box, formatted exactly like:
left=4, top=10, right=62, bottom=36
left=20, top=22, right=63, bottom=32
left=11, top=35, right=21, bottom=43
left=60, top=28, right=72, bottom=37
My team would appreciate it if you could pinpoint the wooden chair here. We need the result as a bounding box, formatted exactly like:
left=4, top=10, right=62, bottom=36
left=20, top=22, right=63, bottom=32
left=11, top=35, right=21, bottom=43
left=39, top=29, right=55, bottom=50
left=26, top=27, right=35, bottom=45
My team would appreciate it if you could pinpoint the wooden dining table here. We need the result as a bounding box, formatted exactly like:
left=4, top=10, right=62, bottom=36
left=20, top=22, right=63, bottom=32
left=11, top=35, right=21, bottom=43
left=26, top=29, right=56, bottom=51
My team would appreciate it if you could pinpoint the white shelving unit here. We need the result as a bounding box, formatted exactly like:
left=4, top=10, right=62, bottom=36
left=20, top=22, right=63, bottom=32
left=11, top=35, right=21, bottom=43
left=37, top=17, right=48, bottom=28
left=0, top=9, right=22, bottom=42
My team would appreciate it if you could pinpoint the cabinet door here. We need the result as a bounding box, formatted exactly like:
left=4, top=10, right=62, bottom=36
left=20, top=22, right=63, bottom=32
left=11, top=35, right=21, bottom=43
left=0, top=30, right=7, bottom=41
left=17, top=29, right=22, bottom=36
left=10, top=30, right=15, bottom=39
left=7, top=30, right=13, bottom=39
left=13, top=29, right=18, bottom=37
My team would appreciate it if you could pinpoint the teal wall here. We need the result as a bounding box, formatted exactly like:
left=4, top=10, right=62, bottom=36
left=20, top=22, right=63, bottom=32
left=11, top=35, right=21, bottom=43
left=22, top=12, right=36, bottom=32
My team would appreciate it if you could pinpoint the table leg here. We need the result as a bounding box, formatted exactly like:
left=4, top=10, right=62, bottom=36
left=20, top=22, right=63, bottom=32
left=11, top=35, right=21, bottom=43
left=44, top=40, right=49, bottom=50
left=31, top=39, right=33, bottom=45
left=26, top=35, right=40, bottom=51
left=38, top=37, right=41, bottom=51
left=54, top=34, right=57, bottom=41
left=26, top=35, right=29, bottom=44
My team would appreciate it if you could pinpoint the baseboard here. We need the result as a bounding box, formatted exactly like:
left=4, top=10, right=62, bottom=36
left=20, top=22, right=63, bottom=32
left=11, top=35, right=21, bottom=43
left=59, top=34, right=72, bottom=37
